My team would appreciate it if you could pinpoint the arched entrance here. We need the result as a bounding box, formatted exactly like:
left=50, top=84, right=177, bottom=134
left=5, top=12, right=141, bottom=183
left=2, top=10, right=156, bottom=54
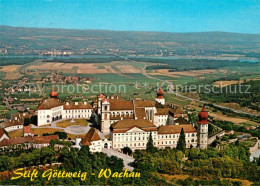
left=104, top=143, right=108, bottom=148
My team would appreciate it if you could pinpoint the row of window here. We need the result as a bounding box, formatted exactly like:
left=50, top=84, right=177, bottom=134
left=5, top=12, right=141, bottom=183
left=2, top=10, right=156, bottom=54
left=158, top=133, right=196, bottom=139
left=114, top=132, right=156, bottom=136
left=52, top=107, right=62, bottom=111
left=65, top=115, right=90, bottom=119
left=158, top=118, right=167, bottom=122
left=65, top=109, right=91, bottom=113
left=110, top=111, right=134, bottom=115
left=159, top=138, right=196, bottom=145
left=114, top=142, right=156, bottom=148
left=114, top=136, right=156, bottom=142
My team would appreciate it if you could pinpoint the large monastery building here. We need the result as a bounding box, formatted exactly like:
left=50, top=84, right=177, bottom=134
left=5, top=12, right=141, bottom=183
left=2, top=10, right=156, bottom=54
left=37, top=87, right=92, bottom=126
left=0, top=86, right=209, bottom=152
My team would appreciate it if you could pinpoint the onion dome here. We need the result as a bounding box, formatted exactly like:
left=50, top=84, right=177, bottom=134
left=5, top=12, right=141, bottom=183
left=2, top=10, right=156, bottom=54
left=157, top=87, right=164, bottom=99
left=98, top=93, right=105, bottom=98
left=50, top=86, right=58, bottom=99
left=198, top=105, right=208, bottom=124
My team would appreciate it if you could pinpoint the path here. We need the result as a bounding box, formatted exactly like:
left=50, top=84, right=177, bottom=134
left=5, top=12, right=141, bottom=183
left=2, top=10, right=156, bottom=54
left=102, top=148, right=134, bottom=171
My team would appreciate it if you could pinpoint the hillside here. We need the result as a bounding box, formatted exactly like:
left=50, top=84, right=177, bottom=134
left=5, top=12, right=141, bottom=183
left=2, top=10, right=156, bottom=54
left=0, top=26, right=260, bottom=57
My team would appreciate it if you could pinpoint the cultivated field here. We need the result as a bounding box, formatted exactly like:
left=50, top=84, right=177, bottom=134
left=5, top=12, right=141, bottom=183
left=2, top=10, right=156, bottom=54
left=209, top=112, right=255, bottom=125
left=0, top=65, right=21, bottom=79
left=26, top=61, right=142, bottom=74
left=148, top=69, right=216, bottom=77
left=213, top=80, right=241, bottom=87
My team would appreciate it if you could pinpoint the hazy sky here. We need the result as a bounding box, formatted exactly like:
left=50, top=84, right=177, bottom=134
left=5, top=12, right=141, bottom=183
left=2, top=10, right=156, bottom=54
left=0, top=0, right=259, bottom=33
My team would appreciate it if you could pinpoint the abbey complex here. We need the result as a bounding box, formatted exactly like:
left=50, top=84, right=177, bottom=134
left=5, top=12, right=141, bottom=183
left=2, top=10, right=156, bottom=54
left=0, top=86, right=209, bottom=152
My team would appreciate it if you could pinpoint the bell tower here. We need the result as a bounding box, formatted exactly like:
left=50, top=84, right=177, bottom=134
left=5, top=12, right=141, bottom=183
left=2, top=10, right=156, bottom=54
left=155, top=87, right=165, bottom=105
left=101, top=97, right=110, bottom=134
left=197, top=105, right=208, bottom=149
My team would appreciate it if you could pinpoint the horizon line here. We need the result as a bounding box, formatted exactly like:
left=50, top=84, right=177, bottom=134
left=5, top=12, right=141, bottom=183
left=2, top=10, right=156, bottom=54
left=1, top=25, right=260, bottom=35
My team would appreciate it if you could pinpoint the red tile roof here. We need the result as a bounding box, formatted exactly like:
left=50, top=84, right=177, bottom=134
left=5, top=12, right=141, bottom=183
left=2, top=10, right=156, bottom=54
left=37, top=98, right=63, bottom=110
left=63, top=102, right=92, bottom=110
left=81, top=128, right=101, bottom=146
left=0, top=135, right=58, bottom=147
left=23, top=126, right=33, bottom=134
left=155, top=108, right=171, bottom=115
left=134, top=100, right=156, bottom=108
left=158, top=124, right=197, bottom=134
left=0, top=128, right=9, bottom=139
left=111, top=119, right=157, bottom=133
left=110, top=100, right=134, bottom=111
left=134, top=108, right=147, bottom=119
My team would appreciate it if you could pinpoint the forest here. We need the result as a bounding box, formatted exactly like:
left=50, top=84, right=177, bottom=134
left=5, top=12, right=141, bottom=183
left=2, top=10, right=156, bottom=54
left=0, top=145, right=168, bottom=185
left=134, top=144, right=260, bottom=185
left=1, top=140, right=259, bottom=185
left=200, top=80, right=260, bottom=111
left=141, top=58, right=259, bottom=71
left=0, top=57, right=37, bottom=66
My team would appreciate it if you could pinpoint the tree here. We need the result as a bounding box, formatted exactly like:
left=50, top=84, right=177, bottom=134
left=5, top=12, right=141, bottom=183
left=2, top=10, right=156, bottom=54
left=23, top=118, right=30, bottom=126
left=176, top=127, right=186, bottom=152
left=146, top=131, right=157, bottom=153
left=54, top=132, right=67, bottom=139
left=122, top=147, right=132, bottom=155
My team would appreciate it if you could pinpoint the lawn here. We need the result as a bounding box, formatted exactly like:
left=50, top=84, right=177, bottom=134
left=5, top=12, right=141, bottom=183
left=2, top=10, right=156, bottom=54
left=32, top=128, right=64, bottom=135
left=0, top=105, right=6, bottom=110
left=8, top=129, right=23, bottom=138
left=56, top=119, right=88, bottom=128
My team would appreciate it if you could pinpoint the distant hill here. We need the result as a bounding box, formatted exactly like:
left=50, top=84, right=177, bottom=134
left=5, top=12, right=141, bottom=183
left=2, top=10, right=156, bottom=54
left=0, top=26, right=259, bottom=57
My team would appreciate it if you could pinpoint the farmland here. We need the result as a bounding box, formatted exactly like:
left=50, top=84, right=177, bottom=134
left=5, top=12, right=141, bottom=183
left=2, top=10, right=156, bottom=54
left=0, top=65, right=22, bottom=79
left=0, top=56, right=259, bottom=123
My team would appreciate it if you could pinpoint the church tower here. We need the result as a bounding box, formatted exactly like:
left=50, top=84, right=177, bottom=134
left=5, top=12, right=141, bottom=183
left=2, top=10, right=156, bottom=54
left=97, top=93, right=105, bottom=115
left=197, top=105, right=208, bottom=149
left=101, top=97, right=110, bottom=134
left=155, top=87, right=165, bottom=105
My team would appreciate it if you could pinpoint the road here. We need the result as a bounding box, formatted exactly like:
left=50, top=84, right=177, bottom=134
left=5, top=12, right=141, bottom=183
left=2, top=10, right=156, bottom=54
left=102, top=148, right=134, bottom=171
left=114, top=54, right=257, bottom=117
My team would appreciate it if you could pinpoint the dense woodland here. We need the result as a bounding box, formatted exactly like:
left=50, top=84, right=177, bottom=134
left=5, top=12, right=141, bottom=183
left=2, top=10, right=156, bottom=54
left=213, top=120, right=260, bottom=139
left=0, top=57, right=37, bottom=66
left=1, top=140, right=259, bottom=185
left=200, top=80, right=260, bottom=111
left=142, top=58, right=259, bottom=71
left=134, top=144, right=260, bottom=185
left=0, top=145, right=168, bottom=185
left=43, top=57, right=122, bottom=64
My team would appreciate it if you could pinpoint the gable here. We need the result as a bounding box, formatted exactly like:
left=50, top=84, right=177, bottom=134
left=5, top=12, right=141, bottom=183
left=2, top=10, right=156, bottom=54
left=126, top=127, right=145, bottom=133
left=0, top=134, right=9, bottom=141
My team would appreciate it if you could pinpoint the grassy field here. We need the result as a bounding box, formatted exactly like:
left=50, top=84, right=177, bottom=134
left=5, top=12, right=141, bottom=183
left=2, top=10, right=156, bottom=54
left=32, top=128, right=64, bottom=135
left=0, top=65, right=22, bottom=79
left=8, top=129, right=23, bottom=138
left=56, top=119, right=88, bottom=128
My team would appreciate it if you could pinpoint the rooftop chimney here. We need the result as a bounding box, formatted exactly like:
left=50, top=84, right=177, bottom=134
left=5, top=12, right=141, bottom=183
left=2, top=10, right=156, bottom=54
left=75, top=102, right=78, bottom=105
left=83, top=102, right=87, bottom=105
left=66, top=102, right=69, bottom=105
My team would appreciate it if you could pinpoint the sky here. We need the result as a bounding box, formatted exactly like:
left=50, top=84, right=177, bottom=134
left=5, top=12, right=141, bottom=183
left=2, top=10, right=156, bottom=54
left=0, top=0, right=259, bottom=33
